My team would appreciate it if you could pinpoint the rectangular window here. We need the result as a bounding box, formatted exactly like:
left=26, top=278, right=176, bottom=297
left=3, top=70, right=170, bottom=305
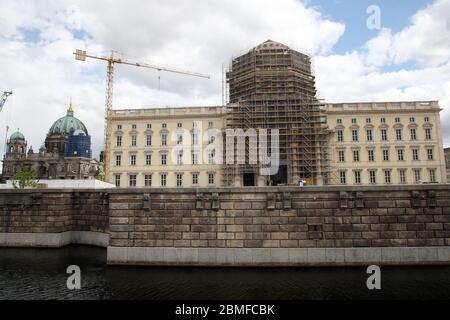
left=192, top=153, right=199, bottom=165
left=337, top=119, right=342, bottom=124
left=176, top=174, right=183, bottom=187
left=381, top=129, right=387, bottom=141
left=369, top=170, right=377, bottom=184
left=208, top=173, right=215, bottom=185
left=146, top=154, right=152, bottom=166
left=192, top=173, right=199, bottom=185
left=132, top=124, right=137, bottom=130
left=425, top=128, right=432, bottom=140
left=429, top=169, right=437, bottom=183
left=116, top=136, right=122, bottom=147
left=130, top=155, right=136, bottom=166
left=339, top=150, right=345, bottom=162
left=131, top=135, right=137, bottom=146
left=354, top=171, right=361, bottom=184
left=162, top=123, right=167, bottom=129
left=414, top=169, right=421, bottom=184
left=117, top=124, right=122, bottom=130
left=383, top=150, right=389, bottom=161
left=340, top=171, right=347, bottom=185
left=352, top=118, right=357, bottom=124
left=384, top=170, right=392, bottom=184
left=353, top=150, right=360, bottom=162
left=412, top=149, right=419, bottom=161
left=208, top=121, right=214, bottom=129
left=366, top=118, right=372, bottom=124
left=368, top=150, right=375, bottom=162
left=424, top=117, right=430, bottom=123
left=367, top=130, right=373, bottom=141
left=115, top=155, right=122, bottom=166
left=146, top=135, right=152, bottom=146
left=427, top=149, right=434, bottom=161
left=399, top=170, right=406, bottom=184
left=161, top=154, right=167, bottom=166
left=395, top=117, right=401, bottom=123
left=147, top=123, right=152, bottom=129
left=144, top=175, right=152, bottom=187
left=396, top=129, right=402, bottom=141
left=161, top=134, right=167, bottom=146
left=410, top=129, right=417, bottom=140
left=115, top=175, right=121, bottom=187
left=177, top=123, right=183, bottom=128
left=192, top=133, right=199, bottom=145
left=398, top=149, right=404, bottom=161
left=352, top=130, right=358, bottom=142
left=160, top=174, right=167, bottom=187
left=337, top=130, right=344, bottom=142
left=410, top=117, right=415, bottom=123
left=381, top=118, right=386, bottom=124
left=129, top=175, right=137, bottom=187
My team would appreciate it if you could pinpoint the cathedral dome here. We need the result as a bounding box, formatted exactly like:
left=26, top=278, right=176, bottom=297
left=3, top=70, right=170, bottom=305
left=10, top=130, right=25, bottom=142
left=48, top=103, right=88, bottom=136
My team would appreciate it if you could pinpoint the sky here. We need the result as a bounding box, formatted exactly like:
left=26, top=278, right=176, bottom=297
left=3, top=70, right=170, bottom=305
left=1, top=0, right=450, bottom=159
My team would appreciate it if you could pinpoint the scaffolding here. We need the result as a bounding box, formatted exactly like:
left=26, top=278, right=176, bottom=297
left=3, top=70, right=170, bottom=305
left=224, top=40, right=332, bottom=186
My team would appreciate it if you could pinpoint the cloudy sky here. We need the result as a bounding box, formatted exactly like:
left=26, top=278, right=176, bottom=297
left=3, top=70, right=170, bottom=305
left=1, top=0, right=450, bottom=159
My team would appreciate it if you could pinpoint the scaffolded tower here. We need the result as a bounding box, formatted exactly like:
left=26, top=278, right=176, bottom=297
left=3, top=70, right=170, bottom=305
left=225, top=40, right=330, bottom=186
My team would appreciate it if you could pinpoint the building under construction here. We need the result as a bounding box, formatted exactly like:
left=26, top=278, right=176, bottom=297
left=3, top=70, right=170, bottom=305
left=225, top=40, right=330, bottom=187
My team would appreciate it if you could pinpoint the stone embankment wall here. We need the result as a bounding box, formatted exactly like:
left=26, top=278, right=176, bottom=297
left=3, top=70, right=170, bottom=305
left=1, top=186, right=450, bottom=266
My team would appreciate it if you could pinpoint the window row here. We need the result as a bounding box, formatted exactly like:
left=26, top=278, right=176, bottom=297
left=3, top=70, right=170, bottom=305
left=115, top=172, right=216, bottom=187
left=336, top=128, right=433, bottom=142
left=337, top=147, right=436, bottom=163
left=116, top=121, right=215, bottom=131
left=339, top=168, right=438, bottom=185
left=115, top=133, right=216, bottom=147
left=337, top=116, right=431, bottom=125
left=114, top=152, right=217, bottom=166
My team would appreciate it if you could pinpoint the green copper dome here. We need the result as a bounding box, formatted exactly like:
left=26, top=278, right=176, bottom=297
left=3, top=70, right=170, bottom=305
left=48, top=104, right=88, bottom=136
left=10, top=130, right=25, bottom=141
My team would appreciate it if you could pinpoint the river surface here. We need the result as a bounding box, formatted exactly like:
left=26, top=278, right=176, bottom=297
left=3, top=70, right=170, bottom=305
left=0, top=245, right=449, bottom=300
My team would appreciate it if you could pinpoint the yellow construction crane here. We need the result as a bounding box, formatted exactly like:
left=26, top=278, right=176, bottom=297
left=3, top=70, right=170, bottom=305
left=73, top=49, right=210, bottom=182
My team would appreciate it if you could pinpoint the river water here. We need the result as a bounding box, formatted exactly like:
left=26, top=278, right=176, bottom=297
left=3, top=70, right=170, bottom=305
left=0, top=245, right=449, bottom=300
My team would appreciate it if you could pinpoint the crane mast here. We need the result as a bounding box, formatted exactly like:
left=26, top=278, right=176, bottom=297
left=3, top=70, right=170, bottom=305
left=74, top=49, right=210, bottom=182
left=0, top=91, right=13, bottom=113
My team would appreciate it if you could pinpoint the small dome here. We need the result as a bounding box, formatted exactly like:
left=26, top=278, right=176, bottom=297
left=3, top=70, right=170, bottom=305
left=48, top=104, right=88, bottom=136
left=10, top=130, right=25, bottom=141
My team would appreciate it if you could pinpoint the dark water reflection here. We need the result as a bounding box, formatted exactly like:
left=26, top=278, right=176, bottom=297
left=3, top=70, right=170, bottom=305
left=1, top=246, right=449, bottom=300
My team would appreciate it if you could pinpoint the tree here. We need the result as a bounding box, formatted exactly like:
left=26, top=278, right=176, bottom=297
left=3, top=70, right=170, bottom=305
left=12, top=168, right=39, bottom=189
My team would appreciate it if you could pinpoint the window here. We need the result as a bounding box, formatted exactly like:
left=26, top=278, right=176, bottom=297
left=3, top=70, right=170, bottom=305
left=410, top=117, right=415, bottom=123
left=427, top=149, right=434, bottom=161
left=131, top=135, right=137, bottom=146
left=117, top=124, right=122, bottom=130
left=115, top=175, right=121, bottom=187
left=366, top=118, right=372, bottom=124
left=369, top=170, right=377, bottom=184
left=352, top=118, right=357, bottom=124
left=353, top=150, right=360, bottom=162
left=381, top=118, right=386, bottom=124
left=192, top=153, right=199, bottom=165
left=383, top=149, right=389, bottom=161
left=340, top=171, right=347, bottom=185
left=398, top=149, right=404, bottom=161
left=162, top=123, right=167, bottom=129
left=177, top=152, right=183, bottom=165
left=146, top=154, right=152, bottom=166
left=337, top=119, right=342, bottom=124
left=395, top=117, right=401, bottom=123
left=381, top=129, right=387, bottom=141
left=208, top=151, right=215, bottom=165
left=176, top=174, right=183, bottom=187
left=410, top=129, right=417, bottom=140
left=429, top=169, right=437, bottom=183
left=116, top=155, right=122, bottom=166
left=116, top=136, right=122, bottom=147
left=177, top=123, right=183, bottom=128
left=160, top=174, right=167, bottom=187
left=396, top=129, right=402, bottom=141
left=399, top=170, right=406, bottom=184
left=161, top=134, right=167, bottom=146
left=144, top=175, right=152, bottom=187
left=192, top=173, right=199, bottom=185
left=208, top=173, right=215, bottom=185
left=339, top=150, right=345, bottom=162
left=424, top=117, right=430, bottom=123
left=384, top=170, right=392, bottom=184
left=192, top=133, right=199, bottom=145
left=146, top=135, right=152, bottom=146
left=177, top=134, right=183, bottom=145
left=337, top=130, right=344, bottom=142
left=354, top=171, right=362, bottom=184
left=129, top=175, right=137, bottom=187
left=132, top=124, right=137, bottom=130
left=147, top=123, right=152, bottom=129
left=130, top=155, right=137, bottom=166
left=412, top=149, right=419, bottom=161
left=352, top=130, right=359, bottom=142
left=367, top=130, right=373, bottom=141
left=208, top=121, right=214, bottom=129
left=368, top=150, right=375, bottom=162
left=161, top=154, right=167, bottom=166
left=414, top=169, right=421, bottom=184
left=425, top=128, right=432, bottom=140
